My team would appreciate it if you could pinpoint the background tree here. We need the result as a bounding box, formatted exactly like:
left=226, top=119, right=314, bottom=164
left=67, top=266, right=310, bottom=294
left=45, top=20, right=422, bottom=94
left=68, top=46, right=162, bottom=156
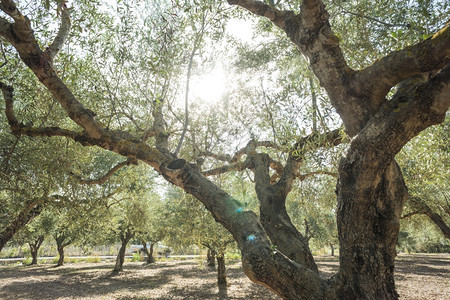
left=288, top=175, right=339, bottom=255
left=0, top=135, right=78, bottom=251
left=135, top=196, right=166, bottom=264
left=11, top=210, right=53, bottom=265
left=97, top=165, right=157, bottom=273
left=49, top=192, right=110, bottom=267
left=163, top=187, right=236, bottom=285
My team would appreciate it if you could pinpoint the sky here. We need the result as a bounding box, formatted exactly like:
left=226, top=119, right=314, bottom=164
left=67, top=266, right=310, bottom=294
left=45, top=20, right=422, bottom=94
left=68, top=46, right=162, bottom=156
left=188, top=18, right=256, bottom=105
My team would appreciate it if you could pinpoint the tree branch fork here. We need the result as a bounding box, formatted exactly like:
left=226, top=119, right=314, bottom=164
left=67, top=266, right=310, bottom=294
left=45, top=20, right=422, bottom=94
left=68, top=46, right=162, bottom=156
left=228, top=0, right=450, bottom=137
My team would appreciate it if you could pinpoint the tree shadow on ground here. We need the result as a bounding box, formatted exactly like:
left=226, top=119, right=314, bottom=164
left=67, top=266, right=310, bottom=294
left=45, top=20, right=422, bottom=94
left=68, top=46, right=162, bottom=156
left=0, top=256, right=447, bottom=299
left=0, top=262, right=169, bottom=299
left=395, top=255, right=450, bottom=279
left=0, top=260, right=278, bottom=299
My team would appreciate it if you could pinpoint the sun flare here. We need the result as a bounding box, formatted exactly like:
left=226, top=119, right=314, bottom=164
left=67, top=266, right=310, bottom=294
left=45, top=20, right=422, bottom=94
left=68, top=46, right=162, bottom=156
left=190, top=65, right=226, bottom=104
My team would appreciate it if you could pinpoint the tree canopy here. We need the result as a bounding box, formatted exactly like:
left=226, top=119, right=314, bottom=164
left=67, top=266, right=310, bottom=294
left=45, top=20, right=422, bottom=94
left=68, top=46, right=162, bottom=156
left=0, top=0, right=449, bottom=299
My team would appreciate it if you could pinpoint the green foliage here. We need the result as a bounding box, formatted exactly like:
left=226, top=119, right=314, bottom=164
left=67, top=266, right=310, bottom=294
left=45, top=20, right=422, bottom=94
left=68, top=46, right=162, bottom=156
left=288, top=175, right=339, bottom=253
left=398, top=216, right=450, bottom=253
left=324, top=0, right=449, bottom=68
left=131, top=253, right=142, bottom=262
left=162, top=187, right=235, bottom=254
left=21, top=257, right=32, bottom=265
left=1, top=0, right=448, bottom=266
left=397, top=117, right=449, bottom=244
left=85, top=256, right=102, bottom=263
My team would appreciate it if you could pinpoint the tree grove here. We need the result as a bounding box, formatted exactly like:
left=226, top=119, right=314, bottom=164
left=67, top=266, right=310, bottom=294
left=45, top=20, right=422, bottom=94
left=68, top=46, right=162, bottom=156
left=0, top=0, right=449, bottom=299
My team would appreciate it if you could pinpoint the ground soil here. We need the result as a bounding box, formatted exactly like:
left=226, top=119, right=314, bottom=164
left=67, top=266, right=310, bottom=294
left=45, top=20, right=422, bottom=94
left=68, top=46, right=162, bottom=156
left=0, top=254, right=448, bottom=299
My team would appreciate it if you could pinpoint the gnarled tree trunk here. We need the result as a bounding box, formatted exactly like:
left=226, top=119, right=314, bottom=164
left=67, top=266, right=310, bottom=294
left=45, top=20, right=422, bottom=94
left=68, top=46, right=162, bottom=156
left=113, top=230, right=134, bottom=273
left=335, top=161, right=407, bottom=298
left=28, top=235, right=44, bottom=265
left=54, top=234, right=71, bottom=267
left=56, top=245, right=65, bottom=267
left=142, top=241, right=156, bottom=264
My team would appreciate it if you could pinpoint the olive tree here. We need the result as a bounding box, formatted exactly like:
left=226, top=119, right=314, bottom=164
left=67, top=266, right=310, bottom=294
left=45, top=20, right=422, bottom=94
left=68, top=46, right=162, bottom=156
left=163, top=188, right=235, bottom=285
left=0, top=0, right=449, bottom=299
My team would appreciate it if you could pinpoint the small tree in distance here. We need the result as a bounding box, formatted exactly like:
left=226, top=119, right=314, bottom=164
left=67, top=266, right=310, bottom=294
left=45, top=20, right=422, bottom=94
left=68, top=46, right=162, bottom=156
left=163, top=188, right=235, bottom=285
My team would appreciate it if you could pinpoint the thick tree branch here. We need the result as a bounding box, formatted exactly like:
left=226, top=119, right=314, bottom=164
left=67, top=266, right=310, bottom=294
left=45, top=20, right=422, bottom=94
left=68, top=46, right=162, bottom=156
left=250, top=153, right=319, bottom=273
left=406, top=197, right=450, bottom=239
left=0, top=17, right=14, bottom=42
left=353, top=24, right=450, bottom=106
left=0, top=81, right=17, bottom=126
left=202, top=158, right=251, bottom=177
left=0, top=197, right=42, bottom=251
left=45, top=5, right=71, bottom=61
left=0, top=1, right=103, bottom=139
left=0, top=41, right=8, bottom=67
left=354, top=65, right=450, bottom=166
left=226, top=0, right=293, bottom=30
left=424, top=207, right=450, bottom=240
left=9, top=125, right=81, bottom=139
left=1, top=81, right=84, bottom=139
left=0, top=0, right=34, bottom=43
left=295, top=0, right=352, bottom=91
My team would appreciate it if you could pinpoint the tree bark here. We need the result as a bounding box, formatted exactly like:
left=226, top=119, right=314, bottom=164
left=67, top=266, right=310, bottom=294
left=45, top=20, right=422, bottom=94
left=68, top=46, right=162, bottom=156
left=216, top=252, right=227, bottom=285
left=335, top=161, right=407, bottom=299
left=330, top=244, right=335, bottom=257
left=54, top=234, right=71, bottom=267
left=28, top=235, right=44, bottom=265
left=114, top=240, right=127, bottom=272
left=148, top=243, right=155, bottom=263
left=252, top=153, right=318, bottom=273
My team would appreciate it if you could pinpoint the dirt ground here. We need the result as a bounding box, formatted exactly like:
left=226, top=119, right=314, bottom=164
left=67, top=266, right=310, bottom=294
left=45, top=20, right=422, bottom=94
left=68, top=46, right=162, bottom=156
left=0, top=254, right=448, bottom=299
